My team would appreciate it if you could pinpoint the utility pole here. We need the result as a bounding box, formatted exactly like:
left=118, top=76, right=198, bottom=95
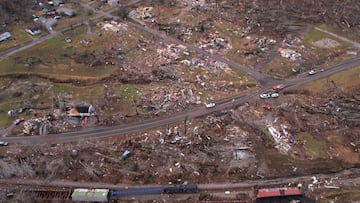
left=184, top=116, right=188, bottom=136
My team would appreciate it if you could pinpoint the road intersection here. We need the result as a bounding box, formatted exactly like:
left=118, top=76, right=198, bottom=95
left=1, top=2, right=360, bottom=147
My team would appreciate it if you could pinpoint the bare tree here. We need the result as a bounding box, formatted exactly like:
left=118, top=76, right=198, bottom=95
left=0, top=0, right=33, bottom=23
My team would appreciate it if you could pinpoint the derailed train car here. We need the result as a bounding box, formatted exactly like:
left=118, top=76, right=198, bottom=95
left=71, top=184, right=199, bottom=202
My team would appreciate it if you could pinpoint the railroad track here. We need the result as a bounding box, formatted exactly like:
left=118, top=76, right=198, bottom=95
left=27, top=189, right=72, bottom=200
left=0, top=184, right=73, bottom=201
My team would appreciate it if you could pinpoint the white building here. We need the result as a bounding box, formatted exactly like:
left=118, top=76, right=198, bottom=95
left=0, top=32, right=12, bottom=42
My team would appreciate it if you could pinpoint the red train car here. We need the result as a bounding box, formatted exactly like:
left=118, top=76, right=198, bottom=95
left=256, top=187, right=302, bottom=199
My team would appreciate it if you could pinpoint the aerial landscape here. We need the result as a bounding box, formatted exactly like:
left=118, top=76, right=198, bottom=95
left=0, top=0, right=359, bottom=202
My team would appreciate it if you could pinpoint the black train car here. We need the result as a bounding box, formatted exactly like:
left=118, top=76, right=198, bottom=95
left=164, top=184, right=198, bottom=194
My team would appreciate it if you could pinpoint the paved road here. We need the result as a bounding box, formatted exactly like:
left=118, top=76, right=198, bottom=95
left=2, top=56, right=360, bottom=146
left=1, top=3, right=360, bottom=146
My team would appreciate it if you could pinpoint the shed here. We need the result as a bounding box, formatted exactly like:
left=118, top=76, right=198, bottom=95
left=0, top=32, right=12, bottom=42
left=71, top=189, right=109, bottom=202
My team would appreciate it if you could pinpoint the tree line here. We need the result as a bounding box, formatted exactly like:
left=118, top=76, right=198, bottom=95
left=0, top=0, right=34, bottom=24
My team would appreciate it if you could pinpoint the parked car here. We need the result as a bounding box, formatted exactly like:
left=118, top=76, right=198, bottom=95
left=260, top=92, right=279, bottom=99
left=205, top=103, right=216, bottom=108
left=271, top=92, right=279, bottom=98
left=308, top=70, right=316, bottom=75
left=273, top=83, right=286, bottom=91
left=0, top=141, right=9, bottom=146
left=260, top=93, right=271, bottom=99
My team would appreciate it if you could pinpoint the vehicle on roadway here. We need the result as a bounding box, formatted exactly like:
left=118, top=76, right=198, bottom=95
left=0, top=141, right=9, bottom=146
left=272, top=83, right=286, bottom=92
left=260, top=92, right=279, bottom=99
left=308, top=70, right=317, bottom=75
left=205, top=102, right=216, bottom=108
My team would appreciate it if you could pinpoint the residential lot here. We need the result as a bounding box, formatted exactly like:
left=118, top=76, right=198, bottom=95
left=0, top=0, right=360, bottom=202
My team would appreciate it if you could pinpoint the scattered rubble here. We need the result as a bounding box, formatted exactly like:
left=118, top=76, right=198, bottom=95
left=139, top=86, right=198, bottom=113
left=74, top=49, right=124, bottom=67
left=1, top=2, right=360, bottom=202
left=278, top=48, right=302, bottom=61
left=128, top=7, right=156, bottom=22
left=304, top=96, right=360, bottom=125
left=155, top=44, right=188, bottom=66
left=198, top=32, right=232, bottom=54
left=282, top=36, right=302, bottom=47
left=267, top=125, right=292, bottom=154
left=251, top=37, right=276, bottom=51
left=98, top=21, right=128, bottom=33
left=313, top=38, right=340, bottom=48
left=23, top=117, right=55, bottom=135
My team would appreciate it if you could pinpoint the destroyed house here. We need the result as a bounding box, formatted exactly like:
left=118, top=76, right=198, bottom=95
left=68, top=105, right=94, bottom=117
left=25, top=27, right=41, bottom=36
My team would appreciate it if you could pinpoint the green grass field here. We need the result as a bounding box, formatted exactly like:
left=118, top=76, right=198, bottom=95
left=0, top=24, right=34, bottom=53
left=0, top=26, right=116, bottom=79
left=303, top=65, right=360, bottom=91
